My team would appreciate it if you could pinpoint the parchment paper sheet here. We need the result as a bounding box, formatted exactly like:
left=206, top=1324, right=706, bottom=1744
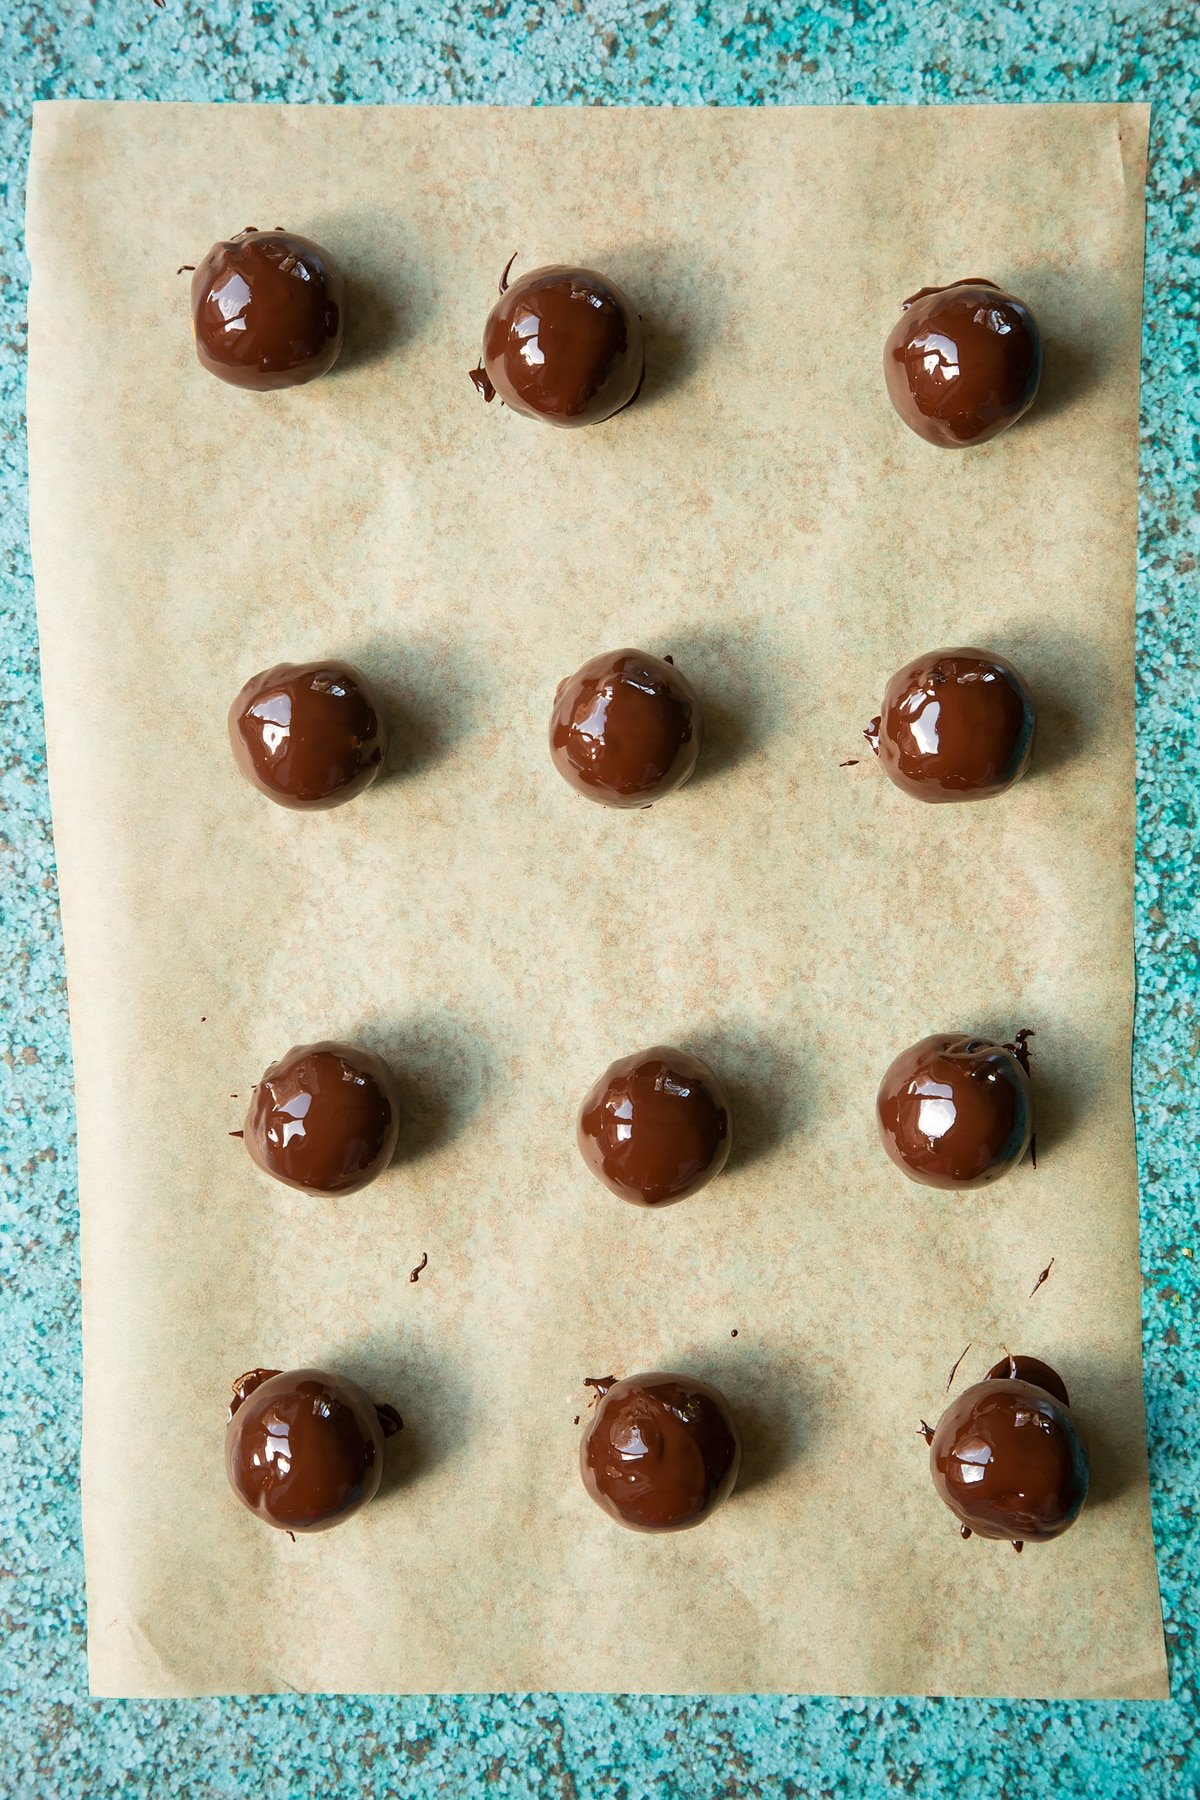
left=26, top=100, right=1165, bottom=1699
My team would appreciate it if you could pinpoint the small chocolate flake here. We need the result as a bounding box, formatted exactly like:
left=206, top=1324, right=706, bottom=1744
left=1029, top=1257, right=1055, bottom=1299
left=469, top=363, right=496, bottom=403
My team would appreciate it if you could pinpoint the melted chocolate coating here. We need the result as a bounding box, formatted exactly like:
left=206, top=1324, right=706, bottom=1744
left=229, top=660, right=388, bottom=810
left=244, top=1041, right=400, bottom=1194
left=867, top=648, right=1035, bottom=803
left=985, top=1354, right=1070, bottom=1407
left=226, top=1367, right=401, bottom=1533
left=884, top=279, right=1042, bottom=447
left=475, top=263, right=644, bottom=427
left=191, top=229, right=345, bottom=390
left=577, top=1047, right=732, bottom=1205
left=930, top=1362, right=1089, bottom=1544
left=876, top=1034, right=1032, bottom=1189
left=550, top=649, right=701, bottom=808
left=580, top=1373, right=742, bottom=1532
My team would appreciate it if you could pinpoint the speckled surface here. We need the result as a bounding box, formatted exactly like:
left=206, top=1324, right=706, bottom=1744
left=0, top=3, right=1196, bottom=1794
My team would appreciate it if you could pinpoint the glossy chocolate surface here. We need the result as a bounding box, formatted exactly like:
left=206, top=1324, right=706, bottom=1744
left=230, top=662, right=390, bottom=810
left=930, top=1362, right=1088, bottom=1545
left=884, top=279, right=1042, bottom=447
left=229, top=660, right=388, bottom=810
left=550, top=649, right=701, bottom=808
left=474, top=262, right=644, bottom=427
left=876, top=1033, right=1032, bottom=1189
left=867, top=648, right=1035, bottom=803
left=244, top=1041, right=400, bottom=1194
left=577, top=1046, right=732, bottom=1205
left=580, top=1372, right=742, bottom=1532
left=192, top=229, right=345, bottom=390
left=226, top=1367, right=401, bottom=1533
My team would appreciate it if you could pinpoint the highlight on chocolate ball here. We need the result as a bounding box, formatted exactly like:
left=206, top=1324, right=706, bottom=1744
left=864, top=648, right=1036, bottom=803
left=923, top=1352, right=1089, bottom=1551
left=549, top=648, right=701, bottom=809
left=242, top=1041, right=401, bottom=1195
left=228, top=660, right=388, bottom=810
left=883, top=278, right=1042, bottom=447
left=576, top=1046, right=733, bottom=1205
left=579, top=1372, right=742, bottom=1532
left=876, top=1031, right=1034, bottom=1189
left=190, top=228, right=346, bottom=390
left=469, top=255, right=644, bottom=427
left=226, top=1367, right=402, bottom=1534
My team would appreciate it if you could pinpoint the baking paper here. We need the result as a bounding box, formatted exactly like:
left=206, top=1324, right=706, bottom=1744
left=26, top=99, right=1164, bottom=1698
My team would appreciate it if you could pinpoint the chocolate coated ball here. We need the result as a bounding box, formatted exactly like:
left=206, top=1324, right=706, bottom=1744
left=930, top=1362, right=1088, bottom=1546
left=226, top=1367, right=401, bottom=1533
left=866, top=648, right=1035, bottom=803
left=229, top=660, right=388, bottom=810
left=884, top=279, right=1041, bottom=447
left=550, top=649, right=701, bottom=808
left=876, top=1033, right=1032, bottom=1190
left=577, top=1046, right=732, bottom=1205
left=244, top=1042, right=401, bottom=1195
left=472, top=261, right=644, bottom=427
left=191, top=229, right=345, bottom=390
left=580, top=1373, right=741, bottom=1532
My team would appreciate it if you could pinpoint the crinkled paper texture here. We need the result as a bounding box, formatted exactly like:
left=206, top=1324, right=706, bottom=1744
left=26, top=99, right=1165, bottom=1699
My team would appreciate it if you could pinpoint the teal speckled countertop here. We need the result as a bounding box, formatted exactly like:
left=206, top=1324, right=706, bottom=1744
left=1, top=4, right=1197, bottom=1794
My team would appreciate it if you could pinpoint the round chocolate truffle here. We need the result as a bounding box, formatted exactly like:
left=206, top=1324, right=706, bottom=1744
left=472, top=260, right=644, bottom=427
left=580, top=1373, right=742, bottom=1532
left=876, top=1033, right=1032, bottom=1190
left=191, top=229, right=345, bottom=391
left=577, top=1046, right=732, bottom=1206
left=866, top=647, right=1035, bottom=803
left=229, top=660, right=388, bottom=810
left=884, top=279, right=1042, bottom=447
left=244, top=1041, right=401, bottom=1195
left=226, top=1366, right=402, bottom=1534
left=930, top=1361, right=1089, bottom=1546
left=550, top=649, right=701, bottom=809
